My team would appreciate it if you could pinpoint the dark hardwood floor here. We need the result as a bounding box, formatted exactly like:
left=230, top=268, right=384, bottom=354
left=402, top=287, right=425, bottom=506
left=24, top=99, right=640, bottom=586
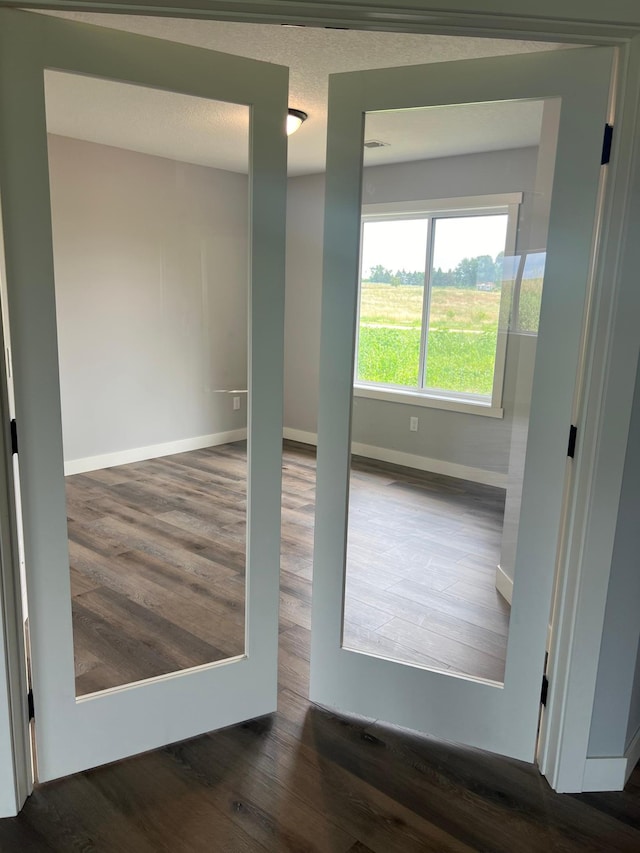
left=2, top=441, right=639, bottom=850
left=68, top=441, right=507, bottom=694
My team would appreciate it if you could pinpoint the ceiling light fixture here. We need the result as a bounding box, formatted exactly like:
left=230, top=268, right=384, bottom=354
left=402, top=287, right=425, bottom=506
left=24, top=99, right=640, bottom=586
left=287, top=108, right=308, bottom=136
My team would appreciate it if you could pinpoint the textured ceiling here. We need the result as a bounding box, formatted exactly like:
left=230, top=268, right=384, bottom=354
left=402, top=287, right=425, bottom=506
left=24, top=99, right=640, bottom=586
left=43, top=12, right=569, bottom=175
left=45, top=73, right=252, bottom=174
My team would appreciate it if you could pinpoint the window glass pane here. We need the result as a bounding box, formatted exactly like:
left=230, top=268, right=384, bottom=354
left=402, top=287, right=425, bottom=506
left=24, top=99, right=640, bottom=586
left=356, top=219, right=428, bottom=387
left=425, top=214, right=508, bottom=396
left=517, top=251, right=546, bottom=333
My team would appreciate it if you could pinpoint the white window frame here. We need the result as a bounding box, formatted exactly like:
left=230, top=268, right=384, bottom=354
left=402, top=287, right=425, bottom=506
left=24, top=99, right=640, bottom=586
left=354, top=192, right=522, bottom=418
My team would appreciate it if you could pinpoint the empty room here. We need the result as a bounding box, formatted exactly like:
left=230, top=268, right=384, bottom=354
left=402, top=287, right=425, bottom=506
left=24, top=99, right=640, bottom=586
left=1, top=4, right=640, bottom=850
left=33, top=14, right=558, bottom=695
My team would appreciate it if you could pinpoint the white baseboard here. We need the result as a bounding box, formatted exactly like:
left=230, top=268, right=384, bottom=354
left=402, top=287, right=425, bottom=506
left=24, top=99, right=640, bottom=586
left=624, top=725, right=640, bottom=784
left=582, top=729, right=640, bottom=792
left=283, top=427, right=507, bottom=488
left=495, top=565, right=513, bottom=604
left=69, top=426, right=509, bottom=485
left=582, top=757, right=627, bottom=792
left=64, top=429, right=247, bottom=475
left=283, top=428, right=318, bottom=447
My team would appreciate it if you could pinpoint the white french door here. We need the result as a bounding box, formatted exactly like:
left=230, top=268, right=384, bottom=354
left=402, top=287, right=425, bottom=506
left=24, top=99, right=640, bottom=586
left=0, top=9, right=287, bottom=782
left=311, top=47, right=614, bottom=762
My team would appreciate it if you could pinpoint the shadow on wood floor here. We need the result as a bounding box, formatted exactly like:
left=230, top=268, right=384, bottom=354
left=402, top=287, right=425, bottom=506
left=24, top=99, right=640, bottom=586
left=2, top=442, right=639, bottom=850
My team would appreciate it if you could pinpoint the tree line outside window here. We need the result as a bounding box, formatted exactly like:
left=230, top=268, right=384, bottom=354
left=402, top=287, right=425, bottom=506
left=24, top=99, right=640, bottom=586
left=365, top=251, right=506, bottom=288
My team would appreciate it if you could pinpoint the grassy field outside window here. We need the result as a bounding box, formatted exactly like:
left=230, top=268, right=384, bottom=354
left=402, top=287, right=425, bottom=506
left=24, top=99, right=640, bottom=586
left=356, top=283, right=502, bottom=395
left=355, top=200, right=538, bottom=402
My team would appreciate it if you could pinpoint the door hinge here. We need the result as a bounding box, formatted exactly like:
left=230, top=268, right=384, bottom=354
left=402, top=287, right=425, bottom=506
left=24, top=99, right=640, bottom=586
left=541, top=674, right=549, bottom=707
left=567, top=424, right=577, bottom=459
left=27, top=689, right=34, bottom=721
left=601, top=123, right=614, bottom=165
left=10, top=419, right=17, bottom=455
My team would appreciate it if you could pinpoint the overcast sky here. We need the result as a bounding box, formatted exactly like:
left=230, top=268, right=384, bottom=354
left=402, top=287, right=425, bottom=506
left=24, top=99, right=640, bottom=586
left=361, top=214, right=508, bottom=276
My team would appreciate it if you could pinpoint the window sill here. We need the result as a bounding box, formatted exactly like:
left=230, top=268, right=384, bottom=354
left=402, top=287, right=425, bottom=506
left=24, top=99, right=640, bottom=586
left=353, top=385, right=504, bottom=418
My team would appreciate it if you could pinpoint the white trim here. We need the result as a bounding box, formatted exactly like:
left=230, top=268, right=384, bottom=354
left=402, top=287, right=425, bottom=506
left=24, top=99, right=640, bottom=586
left=625, top=725, right=640, bottom=783
left=63, top=429, right=248, bottom=475
left=495, top=565, right=513, bottom=604
left=362, top=192, right=523, bottom=219
left=582, top=756, right=627, bottom=792
left=353, top=385, right=504, bottom=418
left=16, top=2, right=640, bottom=42
left=0, top=1, right=635, bottom=810
left=283, top=427, right=507, bottom=487
left=0, top=195, right=31, bottom=817
left=283, top=427, right=318, bottom=447
left=537, top=37, right=640, bottom=794
left=0, top=448, right=31, bottom=818
left=580, top=726, right=640, bottom=792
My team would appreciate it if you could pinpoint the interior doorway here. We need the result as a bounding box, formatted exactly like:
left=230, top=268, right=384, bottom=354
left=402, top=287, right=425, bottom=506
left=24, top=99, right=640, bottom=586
left=2, top=7, right=611, bottom=796
left=36, top=8, right=574, bottom=701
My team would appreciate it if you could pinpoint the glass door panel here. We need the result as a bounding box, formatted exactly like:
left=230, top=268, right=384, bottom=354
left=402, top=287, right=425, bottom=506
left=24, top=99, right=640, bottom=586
left=345, top=99, right=552, bottom=684
left=0, top=8, right=286, bottom=782
left=44, top=71, right=250, bottom=696
left=312, top=47, right=613, bottom=762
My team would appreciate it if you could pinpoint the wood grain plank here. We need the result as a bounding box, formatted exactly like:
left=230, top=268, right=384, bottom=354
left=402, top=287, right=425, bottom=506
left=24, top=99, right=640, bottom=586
left=66, top=441, right=511, bottom=693
left=211, top=697, right=475, bottom=853
left=3, top=442, right=636, bottom=851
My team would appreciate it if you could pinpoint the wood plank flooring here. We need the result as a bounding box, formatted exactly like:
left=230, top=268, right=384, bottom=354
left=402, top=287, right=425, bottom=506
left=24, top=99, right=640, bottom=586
left=2, top=443, right=640, bottom=850
left=67, top=443, right=248, bottom=695
left=67, top=441, right=508, bottom=694
left=344, top=454, right=508, bottom=681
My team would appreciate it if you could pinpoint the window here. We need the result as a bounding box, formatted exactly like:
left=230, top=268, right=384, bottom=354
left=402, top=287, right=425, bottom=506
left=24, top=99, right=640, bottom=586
left=354, top=194, right=521, bottom=416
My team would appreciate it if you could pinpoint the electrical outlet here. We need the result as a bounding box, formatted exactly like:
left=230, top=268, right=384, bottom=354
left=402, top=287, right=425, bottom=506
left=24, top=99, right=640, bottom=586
left=233, top=396, right=241, bottom=411
left=410, top=416, right=418, bottom=432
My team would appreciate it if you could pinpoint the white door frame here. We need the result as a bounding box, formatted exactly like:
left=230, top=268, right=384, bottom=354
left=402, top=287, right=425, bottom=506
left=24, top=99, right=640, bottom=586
left=538, top=34, right=640, bottom=792
left=0, top=168, right=32, bottom=817
left=0, top=342, right=31, bottom=817
left=1, top=1, right=639, bottom=815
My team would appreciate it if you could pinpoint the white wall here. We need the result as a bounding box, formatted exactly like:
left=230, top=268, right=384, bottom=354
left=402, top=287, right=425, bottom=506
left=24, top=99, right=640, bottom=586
left=284, top=146, right=539, bottom=478
left=47, top=134, right=249, bottom=467
left=588, top=353, right=640, bottom=757
left=284, top=172, right=324, bottom=437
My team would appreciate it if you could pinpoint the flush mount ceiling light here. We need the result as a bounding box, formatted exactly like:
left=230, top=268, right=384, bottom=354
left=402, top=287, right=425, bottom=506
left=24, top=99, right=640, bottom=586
left=287, top=108, right=308, bottom=136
